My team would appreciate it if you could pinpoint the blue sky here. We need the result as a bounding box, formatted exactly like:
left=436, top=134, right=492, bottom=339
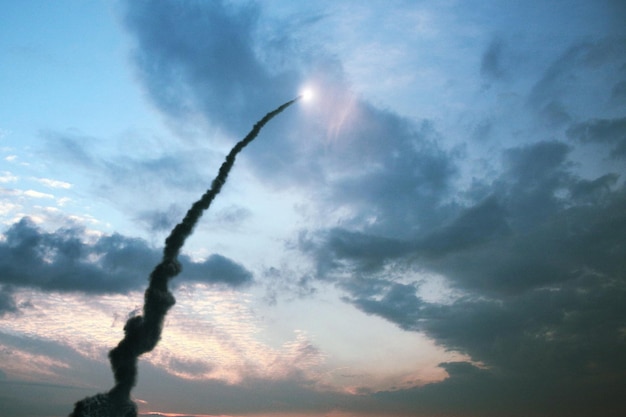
left=1, top=1, right=626, bottom=416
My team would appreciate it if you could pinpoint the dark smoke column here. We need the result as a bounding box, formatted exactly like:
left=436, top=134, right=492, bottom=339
left=69, top=97, right=300, bottom=417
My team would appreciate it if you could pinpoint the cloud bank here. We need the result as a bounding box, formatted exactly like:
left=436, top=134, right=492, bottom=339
left=0, top=217, right=252, bottom=306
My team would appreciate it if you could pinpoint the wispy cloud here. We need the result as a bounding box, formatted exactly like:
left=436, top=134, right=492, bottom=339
left=34, top=177, right=72, bottom=189
left=0, top=172, right=18, bottom=183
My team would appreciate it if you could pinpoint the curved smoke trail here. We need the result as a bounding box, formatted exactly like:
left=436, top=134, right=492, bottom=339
left=69, top=96, right=300, bottom=417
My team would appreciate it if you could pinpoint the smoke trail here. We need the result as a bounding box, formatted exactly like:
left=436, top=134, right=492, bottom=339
left=69, top=96, right=300, bottom=417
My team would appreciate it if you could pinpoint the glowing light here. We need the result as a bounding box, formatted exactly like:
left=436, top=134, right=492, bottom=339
left=300, top=87, right=315, bottom=102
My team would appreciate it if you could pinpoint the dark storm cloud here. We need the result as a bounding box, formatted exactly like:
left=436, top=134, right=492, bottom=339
left=0, top=217, right=253, bottom=299
left=308, top=139, right=626, bottom=289
left=497, top=140, right=572, bottom=229
left=417, top=196, right=510, bottom=255
left=0, top=217, right=153, bottom=294
left=298, top=228, right=413, bottom=277
left=349, top=271, right=626, bottom=373
left=569, top=172, right=619, bottom=203
left=375, top=359, right=625, bottom=417
left=305, top=140, right=579, bottom=282
left=341, top=184, right=626, bottom=414
left=567, top=116, right=626, bottom=158
left=304, top=135, right=626, bottom=413
left=362, top=275, right=626, bottom=417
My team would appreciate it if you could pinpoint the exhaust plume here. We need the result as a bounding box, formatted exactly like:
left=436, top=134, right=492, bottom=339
left=69, top=96, right=300, bottom=417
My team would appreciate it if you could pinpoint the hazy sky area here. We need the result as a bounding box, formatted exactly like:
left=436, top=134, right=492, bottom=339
left=1, top=1, right=626, bottom=416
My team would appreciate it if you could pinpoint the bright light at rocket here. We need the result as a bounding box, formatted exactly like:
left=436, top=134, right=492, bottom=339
left=299, top=87, right=315, bottom=102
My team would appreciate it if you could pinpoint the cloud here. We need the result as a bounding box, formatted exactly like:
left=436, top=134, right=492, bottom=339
left=136, top=204, right=252, bottom=234
left=122, top=0, right=300, bottom=135
left=304, top=139, right=584, bottom=278
left=416, top=196, right=510, bottom=255
left=343, top=236, right=626, bottom=416
left=0, top=285, right=18, bottom=316
left=0, top=331, right=114, bottom=417
left=480, top=37, right=506, bottom=81
left=497, top=140, right=572, bottom=229
left=301, top=135, right=626, bottom=413
left=212, top=204, right=252, bottom=227
left=298, top=228, right=413, bottom=277
left=0, top=171, right=18, bottom=183
left=0, top=217, right=254, bottom=299
left=128, top=358, right=397, bottom=417
left=135, top=204, right=182, bottom=233
left=22, top=190, right=54, bottom=199
left=41, top=129, right=222, bottom=226
left=308, top=137, right=626, bottom=287
left=612, top=80, right=626, bottom=103
left=34, top=177, right=72, bottom=189
left=262, top=265, right=316, bottom=306
left=0, top=217, right=156, bottom=294
left=567, top=116, right=626, bottom=158
left=43, top=131, right=205, bottom=190
left=528, top=37, right=626, bottom=128
left=164, top=355, right=215, bottom=379
left=182, top=254, right=252, bottom=287
left=374, top=358, right=625, bottom=417
left=569, top=172, right=619, bottom=203
left=325, top=113, right=460, bottom=238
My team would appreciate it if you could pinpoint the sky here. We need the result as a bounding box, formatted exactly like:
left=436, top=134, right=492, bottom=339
left=1, top=0, right=626, bottom=416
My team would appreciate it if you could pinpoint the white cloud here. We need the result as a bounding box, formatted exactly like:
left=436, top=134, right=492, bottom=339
left=0, top=171, right=17, bottom=183
left=35, top=177, right=72, bottom=189
left=23, top=190, right=55, bottom=199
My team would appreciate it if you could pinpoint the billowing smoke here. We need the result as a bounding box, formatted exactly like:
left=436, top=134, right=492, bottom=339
left=69, top=97, right=300, bottom=417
